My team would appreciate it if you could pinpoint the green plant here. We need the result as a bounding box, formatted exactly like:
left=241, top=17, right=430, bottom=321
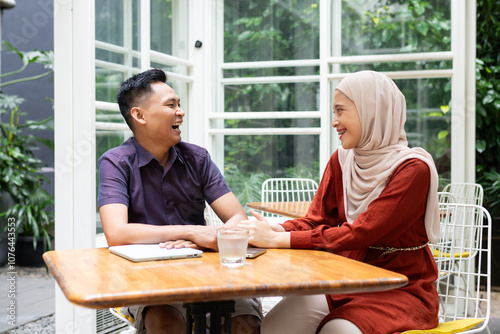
left=0, top=42, right=54, bottom=251
left=223, top=163, right=270, bottom=213
left=476, top=0, right=500, bottom=219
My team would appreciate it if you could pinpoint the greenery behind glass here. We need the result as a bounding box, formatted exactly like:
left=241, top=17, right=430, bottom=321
left=223, top=0, right=452, bottom=205
left=341, top=0, right=451, bottom=55
left=151, top=0, right=173, bottom=54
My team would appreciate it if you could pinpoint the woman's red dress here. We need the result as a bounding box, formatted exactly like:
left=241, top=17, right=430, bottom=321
left=281, top=150, right=439, bottom=334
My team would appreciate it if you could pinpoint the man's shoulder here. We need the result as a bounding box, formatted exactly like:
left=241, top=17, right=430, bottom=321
left=175, top=141, right=210, bottom=158
left=98, top=138, right=137, bottom=163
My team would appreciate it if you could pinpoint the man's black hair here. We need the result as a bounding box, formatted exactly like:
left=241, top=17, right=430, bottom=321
left=116, top=68, right=167, bottom=130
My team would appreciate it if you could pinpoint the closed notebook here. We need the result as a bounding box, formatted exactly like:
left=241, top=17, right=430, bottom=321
left=109, top=244, right=203, bottom=262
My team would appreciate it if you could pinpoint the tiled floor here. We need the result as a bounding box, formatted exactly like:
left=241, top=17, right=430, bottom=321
left=483, top=289, right=500, bottom=333
left=489, top=288, right=500, bottom=319
left=0, top=275, right=54, bottom=332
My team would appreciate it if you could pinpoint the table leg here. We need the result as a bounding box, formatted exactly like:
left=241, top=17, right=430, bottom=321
left=187, top=303, right=208, bottom=334
left=212, top=300, right=235, bottom=334
left=183, top=301, right=235, bottom=334
left=184, top=304, right=193, bottom=333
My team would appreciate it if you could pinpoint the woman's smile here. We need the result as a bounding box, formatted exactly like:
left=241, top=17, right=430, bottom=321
left=332, top=89, right=361, bottom=150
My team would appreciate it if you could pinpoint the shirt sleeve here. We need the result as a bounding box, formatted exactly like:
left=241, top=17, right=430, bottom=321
left=200, top=151, right=231, bottom=204
left=97, top=152, right=130, bottom=208
left=286, top=158, right=431, bottom=252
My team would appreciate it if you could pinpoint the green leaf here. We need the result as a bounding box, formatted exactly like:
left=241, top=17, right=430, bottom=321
left=440, top=105, right=450, bottom=114
left=238, top=31, right=253, bottom=42
left=428, top=112, right=443, bottom=117
left=482, top=90, right=495, bottom=104
left=416, top=22, right=429, bottom=36
left=476, top=140, right=486, bottom=153
left=32, top=136, right=54, bottom=151
left=437, top=130, right=448, bottom=140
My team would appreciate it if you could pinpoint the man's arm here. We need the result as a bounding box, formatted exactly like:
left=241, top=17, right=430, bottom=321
left=209, top=192, right=248, bottom=227
left=100, top=203, right=218, bottom=248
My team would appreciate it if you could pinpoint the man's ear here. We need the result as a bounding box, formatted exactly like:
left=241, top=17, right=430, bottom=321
left=130, top=107, right=146, bottom=125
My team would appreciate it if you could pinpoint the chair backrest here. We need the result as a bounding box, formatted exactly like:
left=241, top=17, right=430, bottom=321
left=429, top=203, right=491, bottom=331
left=204, top=202, right=224, bottom=226
left=442, top=183, right=484, bottom=206
left=261, top=178, right=319, bottom=217
left=437, top=191, right=457, bottom=204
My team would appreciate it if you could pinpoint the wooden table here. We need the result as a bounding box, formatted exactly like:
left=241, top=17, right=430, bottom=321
left=44, top=248, right=407, bottom=333
left=246, top=201, right=311, bottom=218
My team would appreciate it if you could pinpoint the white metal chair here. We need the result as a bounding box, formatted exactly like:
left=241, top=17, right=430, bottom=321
left=438, top=191, right=457, bottom=204
left=442, top=183, right=484, bottom=206
left=410, top=203, right=492, bottom=334
left=259, top=178, right=318, bottom=224
left=437, top=184, right=485, bottom=297
left=437, top=184, right=483, bottom=297
left=204, top=201, right=224, bottom=226
left=260, top=178, right=318, bottom=219
left=103, top=307, right=135, bottom=333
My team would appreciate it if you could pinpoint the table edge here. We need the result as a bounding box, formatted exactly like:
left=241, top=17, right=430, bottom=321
left=43, top=248, right=408, bottom=309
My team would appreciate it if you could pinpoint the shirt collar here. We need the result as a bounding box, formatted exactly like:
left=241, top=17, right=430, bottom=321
left=131, top=137, right=185, bottom=167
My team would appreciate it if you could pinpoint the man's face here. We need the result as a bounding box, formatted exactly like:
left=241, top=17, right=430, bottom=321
left=140, top=81, right=185, bottom=147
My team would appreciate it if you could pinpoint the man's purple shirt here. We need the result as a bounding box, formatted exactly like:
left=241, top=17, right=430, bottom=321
left=97, top=137, right=231, bottom=226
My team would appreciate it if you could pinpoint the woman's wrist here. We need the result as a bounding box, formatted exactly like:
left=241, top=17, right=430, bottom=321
left=273, top=231, right=291, bottom=248
left=271, top=224, right=286, bottom=232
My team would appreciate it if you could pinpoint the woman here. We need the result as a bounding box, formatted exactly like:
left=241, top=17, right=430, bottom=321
left=239, top=71, right=440, bottom=334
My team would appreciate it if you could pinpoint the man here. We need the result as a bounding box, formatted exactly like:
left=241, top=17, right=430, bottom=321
left=98, top=68, right=262, bottom=334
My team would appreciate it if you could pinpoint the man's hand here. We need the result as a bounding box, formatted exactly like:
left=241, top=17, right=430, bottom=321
left=187, top=225, right=220, bottom=250
left=159, top=240, right=200, bottom=249
left=160, top=225, right=220, bottom=250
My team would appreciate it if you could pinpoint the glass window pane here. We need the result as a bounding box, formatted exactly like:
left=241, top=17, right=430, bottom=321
left=96, top=69, right=126, bottom=103
left=224, top=0, right=320, bottom=62
left=340, top=1, right=451, bottom=56
left=96, top=0, right=140, bottom=50
left=397, top=78, right=451, bottom=185
left=151, top=0, right=188, bottom=59
left=95, top=1, right=141, bottom=100
left=224, top=82, right=319, bottom=112
left=150, top=0, right=173, bottom=54
left=222, top=134, right=320, bottom=204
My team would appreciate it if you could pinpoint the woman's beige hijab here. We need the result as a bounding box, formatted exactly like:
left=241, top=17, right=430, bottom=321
left=336, top=71, right=440, bottom=244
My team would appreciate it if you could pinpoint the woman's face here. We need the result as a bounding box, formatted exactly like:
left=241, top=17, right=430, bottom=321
left=332, top=90, right=362, bottom=150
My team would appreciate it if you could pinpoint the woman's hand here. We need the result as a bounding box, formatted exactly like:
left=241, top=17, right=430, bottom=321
left=237, top=210, right=290, bottom=248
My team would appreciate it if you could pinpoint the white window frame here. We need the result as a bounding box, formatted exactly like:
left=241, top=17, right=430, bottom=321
left=211, top=0, right=475, bottom=182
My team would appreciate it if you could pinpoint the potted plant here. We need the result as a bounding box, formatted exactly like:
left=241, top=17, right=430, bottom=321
left=0, top=41, right=54, bottom=266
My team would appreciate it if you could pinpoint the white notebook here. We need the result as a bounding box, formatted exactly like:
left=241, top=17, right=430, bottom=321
left=109, top=244, right=203, bottom=263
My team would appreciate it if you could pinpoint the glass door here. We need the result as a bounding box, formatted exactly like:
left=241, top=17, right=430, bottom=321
left=94, top=0, right=192, bottom=237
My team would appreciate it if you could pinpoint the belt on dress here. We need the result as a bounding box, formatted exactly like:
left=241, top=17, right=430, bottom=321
left=368, top=243, right=428, bottom=258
